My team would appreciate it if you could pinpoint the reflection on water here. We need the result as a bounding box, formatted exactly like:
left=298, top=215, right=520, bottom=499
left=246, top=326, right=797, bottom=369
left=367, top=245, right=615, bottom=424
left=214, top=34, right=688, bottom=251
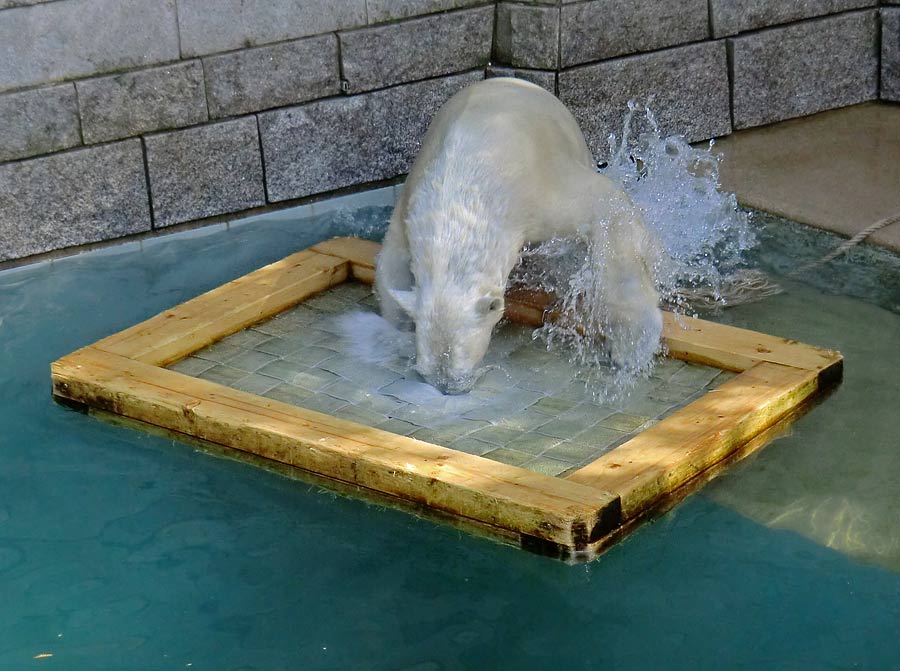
left=703, top=276, right=900, bottom=572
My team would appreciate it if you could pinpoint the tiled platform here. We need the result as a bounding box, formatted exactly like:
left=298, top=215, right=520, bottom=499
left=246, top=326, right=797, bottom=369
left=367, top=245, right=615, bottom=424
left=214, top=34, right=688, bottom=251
left=169, top=282, right=733, bottom=478
left=715, top=102, right=900, bottom=252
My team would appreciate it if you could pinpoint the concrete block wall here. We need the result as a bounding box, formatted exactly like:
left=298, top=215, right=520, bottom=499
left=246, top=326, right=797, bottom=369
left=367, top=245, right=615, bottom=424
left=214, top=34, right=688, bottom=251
left=0, top=0, right=896, bottom=264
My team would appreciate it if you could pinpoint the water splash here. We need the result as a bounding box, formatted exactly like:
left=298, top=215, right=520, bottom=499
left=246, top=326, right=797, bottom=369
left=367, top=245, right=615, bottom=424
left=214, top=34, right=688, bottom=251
left=511, top=102, right=763, bottom=403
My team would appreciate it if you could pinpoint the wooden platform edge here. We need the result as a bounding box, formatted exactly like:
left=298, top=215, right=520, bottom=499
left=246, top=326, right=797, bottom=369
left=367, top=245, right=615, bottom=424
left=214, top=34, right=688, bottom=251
left=566, top=361, right=829, bottom=518
left=93, top=248, right=350, bottom=367
left=51, top=346, right=622, bottom=553
left=47, top=235, right=844, bottom=561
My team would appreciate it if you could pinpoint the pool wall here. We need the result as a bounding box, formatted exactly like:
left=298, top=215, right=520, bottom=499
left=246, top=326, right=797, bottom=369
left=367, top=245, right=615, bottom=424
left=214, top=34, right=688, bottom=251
left=1, top=0, right=898, bottom=265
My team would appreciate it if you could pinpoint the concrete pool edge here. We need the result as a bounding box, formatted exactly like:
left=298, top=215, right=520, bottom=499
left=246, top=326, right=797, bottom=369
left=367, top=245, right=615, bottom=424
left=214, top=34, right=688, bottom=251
left=49, top=237, right=844, bottom=561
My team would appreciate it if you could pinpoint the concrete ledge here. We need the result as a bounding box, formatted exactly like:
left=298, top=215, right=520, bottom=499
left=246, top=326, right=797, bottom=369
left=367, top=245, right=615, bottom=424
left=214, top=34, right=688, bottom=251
left=0, top=140, right=150, bottom=262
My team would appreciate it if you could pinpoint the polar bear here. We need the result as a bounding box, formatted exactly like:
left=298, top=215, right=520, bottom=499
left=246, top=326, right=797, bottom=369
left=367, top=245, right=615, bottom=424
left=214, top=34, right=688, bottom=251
left=375, top=78, right=663, bottom=394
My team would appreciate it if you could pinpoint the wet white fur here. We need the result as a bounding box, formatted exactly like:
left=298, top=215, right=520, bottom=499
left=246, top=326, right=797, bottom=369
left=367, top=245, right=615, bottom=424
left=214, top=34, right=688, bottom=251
left=375, top=78, right=663, bottom=393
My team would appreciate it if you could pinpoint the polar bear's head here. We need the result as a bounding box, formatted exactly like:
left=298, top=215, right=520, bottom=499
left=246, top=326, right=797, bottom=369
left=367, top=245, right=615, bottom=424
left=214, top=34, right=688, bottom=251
left=390, top=284, right=504, bottom=394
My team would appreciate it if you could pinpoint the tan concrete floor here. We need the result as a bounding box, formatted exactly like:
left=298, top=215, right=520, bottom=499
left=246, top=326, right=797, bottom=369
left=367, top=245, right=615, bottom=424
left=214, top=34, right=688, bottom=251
left=713, top=102, right=900, bottom=252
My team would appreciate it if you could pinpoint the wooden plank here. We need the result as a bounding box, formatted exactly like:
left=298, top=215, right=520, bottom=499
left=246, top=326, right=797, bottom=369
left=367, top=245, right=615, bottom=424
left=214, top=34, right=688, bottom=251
left=51, top=347, right=621, bottom=551
left=93, top=249, right=348, bottom=367
left=661, top=311, right=842, bottom=374
left=502, top=289, right=841, bottom=374
left=311, top=237, right=379, bottom=282
left=565, top=361, right=821, bottom=518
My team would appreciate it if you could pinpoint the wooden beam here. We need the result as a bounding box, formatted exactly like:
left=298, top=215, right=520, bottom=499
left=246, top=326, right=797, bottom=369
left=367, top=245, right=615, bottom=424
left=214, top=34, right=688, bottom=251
left=52, top=347, right=621, bottom=551
left=311, top=237, right=379, bottom=283
left=565, top=361, right=821, bottom=518
left=661, top=312, right=842, bottom=374
left=93, top=249, right=348, bottom=367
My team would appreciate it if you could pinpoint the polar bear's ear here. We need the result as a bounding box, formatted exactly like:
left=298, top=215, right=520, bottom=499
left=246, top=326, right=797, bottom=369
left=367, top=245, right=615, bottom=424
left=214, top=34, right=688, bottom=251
left=389, top=289, right=418, bottom=317
left=476, top=292, right=505, bottom=317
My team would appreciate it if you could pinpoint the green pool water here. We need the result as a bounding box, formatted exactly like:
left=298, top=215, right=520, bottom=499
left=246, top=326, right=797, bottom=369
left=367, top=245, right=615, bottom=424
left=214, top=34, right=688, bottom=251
left=2, top=205, right=899, bottom=670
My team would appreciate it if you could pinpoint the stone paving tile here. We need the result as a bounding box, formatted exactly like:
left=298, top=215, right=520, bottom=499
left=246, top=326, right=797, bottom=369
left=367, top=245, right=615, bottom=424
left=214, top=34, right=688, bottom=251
left=374, top=419, right=420, bottom=436
left=290, top=368, right=343, bottom=392
left=168, top=356, right=216, bottom=376
left=283, top=345, right=339, bottom=367
left=669, top=362, right=725, bottom=387
left=448, top=437, right=496, bottom=457
left=542, top=440, right=602, bottom=465
left=569, top=424, right=628, bottom=451
left=171, top=282, right=730, bottom=479
left=227, top=349, right=280, bottom=373
left=257, top=359, right=308, bottom=383
left=535, top=416, right=593, bottom=440
left=530, top=396, right=578, bottom=416
left=521, top=456, right=572, bottom=477
left=263, top=383, right=314, bottom=406
left=220, top=329, right=272, bottom=350
left=333, top=405, right=389, bottom=426
left=596, top=412, right=649, bottom=432
left=505, top=433, right=563, bottom=456
left=301, top=394, right=349, bottom=415
left=467, top=425, right=526, bottom=447
left=495, top=409, right=554, bottom=432
left=481, top=448, right=533, bottom=467
left=197, top=364, right=247, bottom=386
left=355, top=394, right=409, bottom=416
left=231, top=373, right=281, bottom=395
left=253, top=335, right=306, bottom=358
left=319, top=379, right=376, bottom=405
left=193, top=341, right=243, bottom=364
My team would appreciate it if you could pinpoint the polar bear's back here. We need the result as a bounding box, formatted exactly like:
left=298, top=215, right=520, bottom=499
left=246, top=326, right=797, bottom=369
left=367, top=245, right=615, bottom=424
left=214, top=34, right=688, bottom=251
left=399, top=78, right=600, bottom=240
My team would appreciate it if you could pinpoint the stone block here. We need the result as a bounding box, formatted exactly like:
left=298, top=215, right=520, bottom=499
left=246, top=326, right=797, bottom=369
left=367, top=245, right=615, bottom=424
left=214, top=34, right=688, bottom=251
left=258, top=71, right=482, bottom=202
left=177, top=0, right=365, bottom=57
left=145, top=118, right=265, bottom=228
left=203, top=35, right=340, bottom=118
left=883, top=8, right=900, bottom=102
left=710, top=0, right=877, bottom=37
left=495, top=3, right=559, bottom=70
left=366, top=0, right=489, bottom=23
left=560, top=0, right=709, bottom=67
left=485, top=66, right=556, bottom=93
left=0, top=140, right=150, bottom=262
left=0, top=84, right=80, bottom=162
left=730, top=11, right=879, bottom=129
left=557, top=41, right=731, bottom=158
left=340, top=6, right=492, bottom=93
left=76, top=61, right=208, bottom=144
left=0, top=0, right=179, bottom=93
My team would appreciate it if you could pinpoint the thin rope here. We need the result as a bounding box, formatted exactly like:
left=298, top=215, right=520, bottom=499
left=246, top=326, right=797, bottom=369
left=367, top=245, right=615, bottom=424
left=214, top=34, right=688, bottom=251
left=788, top=213, right=900, bottom=277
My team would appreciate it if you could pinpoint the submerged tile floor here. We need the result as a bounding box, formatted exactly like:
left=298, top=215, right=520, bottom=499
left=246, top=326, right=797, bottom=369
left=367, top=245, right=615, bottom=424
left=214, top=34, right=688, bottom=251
left=169, top=282, right=734, bottom=477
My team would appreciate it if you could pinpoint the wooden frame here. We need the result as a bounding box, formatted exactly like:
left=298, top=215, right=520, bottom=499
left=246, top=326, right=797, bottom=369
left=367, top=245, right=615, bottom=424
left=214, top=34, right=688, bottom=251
left=51, top=237, right=843, bottom=560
